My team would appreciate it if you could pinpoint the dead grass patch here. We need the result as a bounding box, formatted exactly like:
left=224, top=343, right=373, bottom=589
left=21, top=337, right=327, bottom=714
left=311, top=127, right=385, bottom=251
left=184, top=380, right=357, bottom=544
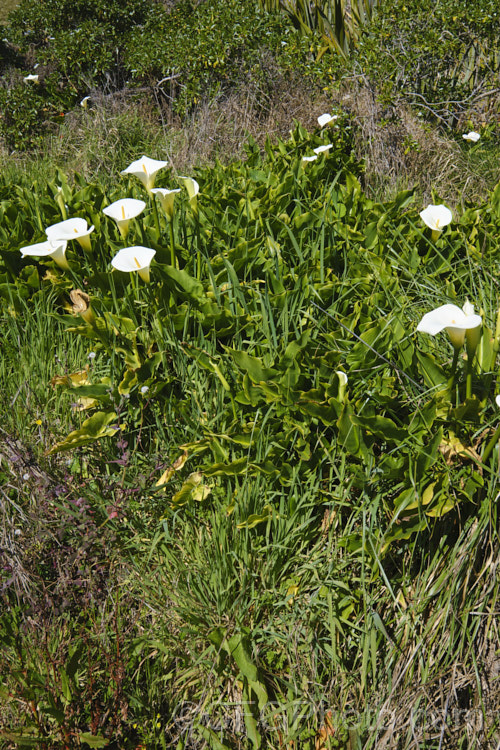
left=336, top=80, right=499, bottom=207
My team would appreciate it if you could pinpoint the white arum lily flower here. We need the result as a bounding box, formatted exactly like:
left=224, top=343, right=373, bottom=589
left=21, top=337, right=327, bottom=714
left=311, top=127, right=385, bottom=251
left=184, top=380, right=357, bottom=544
left=111, top=246, right=156, bottom=283
left=178, top=176, right=199, bottom=215
left=55, top=187, right=67, bottom=220
left=301, top=155, right=318, bottom=164
left=80, top=96, right=91, bottom=108
left=463, top=131, right=480, bottom=143
left=23, top=74, right=39, bottom=83
left=496, top=395, right=500, bottom=408
left=335, top=370, right=348, bottom=402
left=416, top=301, right=482, bottom=352
left=151, top=188, right=181, bottom=221
left=419, top=204, right=452, bottom=238
left=103, top=198, right=146, bottom=239
left=46, top=218, right=94, bottom=253
left=313, top=144, right=333, bottom=155
left=121, top=155, right=169, bottom=194
left=318, top=113, right=338, bottom=128
left=20, top=239, right=69, bottom=270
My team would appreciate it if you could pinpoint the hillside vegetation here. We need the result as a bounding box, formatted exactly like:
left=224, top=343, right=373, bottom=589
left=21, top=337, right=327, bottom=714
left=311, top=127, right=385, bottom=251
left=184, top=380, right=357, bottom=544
left=0, top=1, right=499, bottom=749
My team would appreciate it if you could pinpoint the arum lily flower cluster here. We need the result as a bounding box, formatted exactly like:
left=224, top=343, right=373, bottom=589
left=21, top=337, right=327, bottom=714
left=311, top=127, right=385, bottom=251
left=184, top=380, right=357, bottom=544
left=151, top=188, right=181, bottom=221
left=335, top=371, right=348, bottom=403
left=301, top=144, right=333, bottom=165
left=20, top=239, right=69, bottom=270
left=46, top=218, right=95, bottom=252
left=152, top=188, right=182, bottom=267
left=178, top=176, right=199, bottom=215
left=313, top=144, right=333, bottom=155
left=417, top=300, right=482, bottom=397
left=417, top=301, right=481, bottom=353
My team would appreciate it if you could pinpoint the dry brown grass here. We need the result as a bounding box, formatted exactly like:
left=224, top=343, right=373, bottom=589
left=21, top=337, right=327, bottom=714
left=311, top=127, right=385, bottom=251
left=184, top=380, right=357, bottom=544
left=23, top=70, right=331, bottom=185
left=0, top=0, right=20, bottom=24
left=38, top=74, right=498, bottom=210
left=165, top=75, right=329, bottom=172
left=335, top=80, right=499, bottom=207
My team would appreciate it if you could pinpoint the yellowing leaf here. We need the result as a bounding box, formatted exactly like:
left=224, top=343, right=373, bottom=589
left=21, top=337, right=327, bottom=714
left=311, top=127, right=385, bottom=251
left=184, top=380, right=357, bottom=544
left=156, top=451, right=189, bottom=487
left=192, top=484, right=211, bottom=502
left=51, top=368, right=89, bottom=388
left=170, top=472, right=209, bottom=507
left=72, top=397, right=98, bottom=411
left=47, top=411, right=118, bottom=455
left=236, top=504, right=276, bottom=529
left=439, top=432, right=481, bottom=465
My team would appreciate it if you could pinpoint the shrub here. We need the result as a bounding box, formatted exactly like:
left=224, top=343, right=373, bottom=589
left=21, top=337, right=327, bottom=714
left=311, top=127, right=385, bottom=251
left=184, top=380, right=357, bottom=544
left=355, top=0, right=500, bottom=127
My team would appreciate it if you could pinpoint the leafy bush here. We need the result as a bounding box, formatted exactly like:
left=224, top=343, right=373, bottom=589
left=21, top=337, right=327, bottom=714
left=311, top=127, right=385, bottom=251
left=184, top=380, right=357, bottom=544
left=125, top=0, right=302, bottom=116
left=0, top=0, right=307, bottom=148
left=355, top=0, right=500, bottom=126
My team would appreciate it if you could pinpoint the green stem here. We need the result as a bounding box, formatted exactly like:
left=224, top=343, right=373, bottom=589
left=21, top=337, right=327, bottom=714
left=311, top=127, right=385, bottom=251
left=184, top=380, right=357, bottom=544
left=466, top=356, right=473, bottom=400
left=447, top=347, right=460, bottom=393
left=481, top=423, right=500, bottom=464
left=195, top=218, right=201, bottom=281
left=169, top=220, right=176, bottom=268
left=152, top=196, right=161, bottom=241
left=484, top=306, right=500, bottom=399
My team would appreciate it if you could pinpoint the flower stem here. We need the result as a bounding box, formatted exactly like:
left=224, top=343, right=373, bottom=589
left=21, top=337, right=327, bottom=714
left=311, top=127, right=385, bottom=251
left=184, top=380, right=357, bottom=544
left=466, top=356, right=473, bottom=399
left=152, top=197, right=161, bottom=240
left=447, top=347, right=460, bottom=392
left=481, top=423, right=500, bottom=464
left=195, top=219, right=202, bottom=281
left=169, top=220, right=176, bottom=268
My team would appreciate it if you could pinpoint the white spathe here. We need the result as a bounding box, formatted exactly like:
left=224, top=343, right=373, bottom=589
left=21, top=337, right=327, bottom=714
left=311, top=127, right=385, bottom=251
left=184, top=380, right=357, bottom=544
left=151, top=188, right=181, bottom=220
left=416, top=301, right=482, bottom=350
left=335, top=371, right=348, bottom=386
left=46, top=218, right=94, bottom=252
left=462, top=131, right=480, bottom=143
left=419, top=204, right=452, bottom=232
left=111, top=246, right=156, bottom=283
left=20, top=239, right=69, bottom=270
left=121, top=156, right=169, bottom=193
left=178, top=176, right=199, bottom=201
left=313, top=144, right=333, bottom=155
left=318, top=113, right=338, bottom=128
left=103, top=198, right=146, bottom=239
left=178, top=176, right=199, bottom=215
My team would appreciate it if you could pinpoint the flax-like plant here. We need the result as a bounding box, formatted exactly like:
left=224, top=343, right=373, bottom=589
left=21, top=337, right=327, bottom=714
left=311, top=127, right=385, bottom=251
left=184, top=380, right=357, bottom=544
left=257, top=0, right=378, bottom=58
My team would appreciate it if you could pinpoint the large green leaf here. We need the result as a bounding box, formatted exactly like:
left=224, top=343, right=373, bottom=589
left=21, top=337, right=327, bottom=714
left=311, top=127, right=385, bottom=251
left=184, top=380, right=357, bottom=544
left=47, top=411, right=118, bottom=454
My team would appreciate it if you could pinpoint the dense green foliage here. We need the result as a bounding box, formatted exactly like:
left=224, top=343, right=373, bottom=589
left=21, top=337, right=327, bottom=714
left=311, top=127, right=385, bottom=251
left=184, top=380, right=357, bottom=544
left=0, top=0, right=305, bottom=149
left=0, top=0, right=498, bottom=151
left=355, top=0, right=500, bottom=126
left=0, top=1, right=499, bottom=748
left=1, top=114, right=500, bottom=747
